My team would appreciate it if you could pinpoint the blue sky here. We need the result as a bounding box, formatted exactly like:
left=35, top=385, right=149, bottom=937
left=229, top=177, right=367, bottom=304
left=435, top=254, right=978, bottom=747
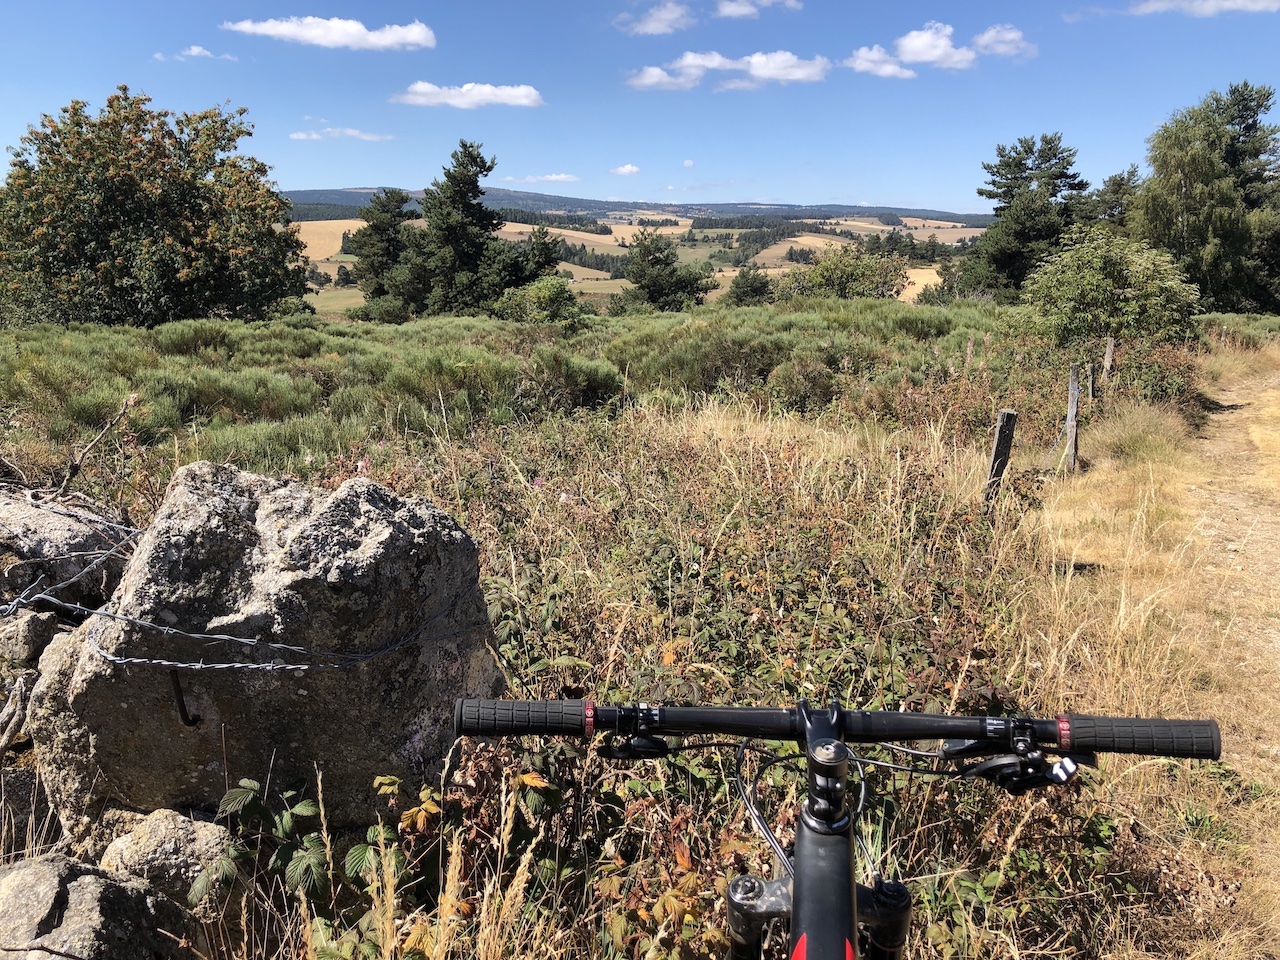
left=1, top=1, right=1277, bottom=214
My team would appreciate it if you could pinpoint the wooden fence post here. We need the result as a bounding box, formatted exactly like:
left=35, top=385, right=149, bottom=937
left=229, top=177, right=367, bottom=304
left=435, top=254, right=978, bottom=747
left=1102, top=336, right=1115, bottom=381
left=984, top=409, right=1017, bottom=502
left=1065, top=364, right=1080, bottom=473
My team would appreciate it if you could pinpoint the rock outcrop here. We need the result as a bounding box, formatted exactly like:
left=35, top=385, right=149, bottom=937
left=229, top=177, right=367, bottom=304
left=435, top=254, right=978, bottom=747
left=0, top=853, right=197, bottom=960
left=26, top=462, right=503, bottom=856
left=0, top=494, right=130, bottom=611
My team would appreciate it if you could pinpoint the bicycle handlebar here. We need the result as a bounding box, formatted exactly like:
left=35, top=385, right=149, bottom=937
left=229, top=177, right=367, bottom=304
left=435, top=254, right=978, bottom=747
left=454, top=698, right=1221, bottom=761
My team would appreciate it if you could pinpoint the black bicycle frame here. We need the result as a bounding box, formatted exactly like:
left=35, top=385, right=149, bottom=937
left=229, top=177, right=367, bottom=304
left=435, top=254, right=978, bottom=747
left=724, top=702, right=912, bottom=960
left=453, top=695, right=1219, bottom=960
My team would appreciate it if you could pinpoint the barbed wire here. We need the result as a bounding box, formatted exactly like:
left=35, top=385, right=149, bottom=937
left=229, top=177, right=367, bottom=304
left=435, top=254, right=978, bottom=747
left=3, top=489, right=479, bottom=673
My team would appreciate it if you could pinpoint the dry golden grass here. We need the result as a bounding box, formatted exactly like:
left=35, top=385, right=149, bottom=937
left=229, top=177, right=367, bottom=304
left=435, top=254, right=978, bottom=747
left=752, top=234, right=854, bottom=267
left=902, top=267, right=941, bottom=302
left=295, top=220, right=363, bottom=262
left=1029, top=348, right=1280, bottom=958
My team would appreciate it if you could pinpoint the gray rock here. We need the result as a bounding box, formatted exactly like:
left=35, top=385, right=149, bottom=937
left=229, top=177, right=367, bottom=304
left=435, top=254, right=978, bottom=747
left=0, top=494, right=130, bottom=610
left=0, top=611, right=58, bottom=663
left=100, top=809, right=234, bottom=922
left=0, top=853, right=196, bottom=960
left=27, top=462, right=502, bottom=855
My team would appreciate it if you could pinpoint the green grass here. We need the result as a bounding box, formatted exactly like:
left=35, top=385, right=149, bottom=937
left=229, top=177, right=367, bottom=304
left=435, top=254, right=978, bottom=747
left=3, top=303, right=1276, bottom=960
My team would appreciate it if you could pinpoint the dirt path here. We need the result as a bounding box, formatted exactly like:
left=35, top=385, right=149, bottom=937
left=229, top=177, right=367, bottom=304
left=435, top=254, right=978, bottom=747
left=1181, top=356, right=1280, bottom=761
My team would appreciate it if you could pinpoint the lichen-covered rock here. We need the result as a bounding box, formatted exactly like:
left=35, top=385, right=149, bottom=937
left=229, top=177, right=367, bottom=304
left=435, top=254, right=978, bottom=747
left=0, top=853, right=196, bottom=960
left=0, top=494, right=129, bottom=609
left=27, top=462, right=502, bottom=855
left=0, top=611, right=58, bottom=663
left=100, top=809, right=234, bottom=922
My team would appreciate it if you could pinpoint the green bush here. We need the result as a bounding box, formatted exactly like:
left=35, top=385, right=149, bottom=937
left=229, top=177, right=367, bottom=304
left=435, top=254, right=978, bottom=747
left=347, top=295, right=412, bottom=325
left=1022, top=226, right=1202, bottom=345
left=491, top=276, right=583, bottom=325
left=776, top=245, right=908, bottom=301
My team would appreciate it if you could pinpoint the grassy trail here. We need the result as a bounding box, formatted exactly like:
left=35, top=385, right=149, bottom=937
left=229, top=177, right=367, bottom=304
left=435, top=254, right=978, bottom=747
left=1180, top=349, right=1280, bottom=952
left=1051, top=345, right=1280, bottom=956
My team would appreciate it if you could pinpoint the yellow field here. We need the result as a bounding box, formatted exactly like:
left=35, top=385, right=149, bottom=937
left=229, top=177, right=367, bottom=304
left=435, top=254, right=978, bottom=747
left=496, top=223, right=625, bottom=254
left=902, top=267, right=941, bottom=301
left=753, top=234, right=855, bottom=268
left=295, top=219, right=362, bottom=261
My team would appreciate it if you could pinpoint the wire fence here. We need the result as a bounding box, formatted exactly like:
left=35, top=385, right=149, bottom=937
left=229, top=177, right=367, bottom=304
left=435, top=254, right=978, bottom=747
left=3, top=492, right=469, bottom=675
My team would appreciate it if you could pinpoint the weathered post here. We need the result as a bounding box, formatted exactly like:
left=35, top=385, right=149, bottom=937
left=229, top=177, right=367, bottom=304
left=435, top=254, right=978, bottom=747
left=984, top=409, right=1018, bottom=502
left=1065, top=365, right=1080, bottom=473
left=1087, top=362, right=1096, bottom=401
left=1102, top=336, right=1115, bottom=381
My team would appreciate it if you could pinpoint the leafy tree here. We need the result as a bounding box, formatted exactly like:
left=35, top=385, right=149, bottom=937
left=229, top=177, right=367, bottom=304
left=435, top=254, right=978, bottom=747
left=1134, top=81, right=1280, bottom=312
left=976, top=133, right=1090, bottom=216
left=334, top=264, right=354, bottom=287
left=1082, top=165, right=1142, bottom=233
left=347, top=188, right=420, bottom=300
left=0, top=86, right=306, bottom=327
left=961, top=133, right=1090, bottom=301
left=1021, top=225, right=1201, bottom=345
left=306, top=264, right=332, bottom=290
left=491, top=275, right=584, bottom=324
left=723, top=263, right=774, bottom=306
left=776, top=244, right=908, bottom=301
left=611, top=228, right=715, bottom=313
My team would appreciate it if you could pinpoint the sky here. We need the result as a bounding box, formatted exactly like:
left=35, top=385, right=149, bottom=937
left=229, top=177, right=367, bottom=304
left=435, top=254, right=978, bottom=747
left=1, top=1, right=1278, bottom=215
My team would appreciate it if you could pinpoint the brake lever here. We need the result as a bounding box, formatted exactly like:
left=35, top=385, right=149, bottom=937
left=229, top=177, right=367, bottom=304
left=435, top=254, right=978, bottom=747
left=956, top=751, right=1097, bottom=795
left=597, top=734, right=671, bottom=761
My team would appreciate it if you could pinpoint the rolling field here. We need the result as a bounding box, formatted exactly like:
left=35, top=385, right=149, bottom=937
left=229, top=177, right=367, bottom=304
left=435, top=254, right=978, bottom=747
left=295, top=219, right=362, bottom=260
left=297, top=215, right=963, bottom=311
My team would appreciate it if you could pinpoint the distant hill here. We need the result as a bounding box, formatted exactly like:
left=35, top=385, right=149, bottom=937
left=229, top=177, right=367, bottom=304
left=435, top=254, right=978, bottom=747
left=284, top=187, right=996, bottom=228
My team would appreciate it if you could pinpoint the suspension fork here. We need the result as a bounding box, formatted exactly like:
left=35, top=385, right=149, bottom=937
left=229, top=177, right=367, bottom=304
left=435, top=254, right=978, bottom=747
left=724, top=701, right=912, bottom=960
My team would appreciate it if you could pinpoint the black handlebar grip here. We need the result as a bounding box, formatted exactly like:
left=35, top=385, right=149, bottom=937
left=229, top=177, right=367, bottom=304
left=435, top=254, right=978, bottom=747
left=1064, top=714, right=1220, bottom=760
left=454, top=698, right=589, bottom=738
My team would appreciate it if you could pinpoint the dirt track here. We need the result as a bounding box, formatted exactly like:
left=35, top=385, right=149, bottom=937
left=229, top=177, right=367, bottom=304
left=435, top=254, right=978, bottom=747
left=1183, top=359, right=1280, bottom=714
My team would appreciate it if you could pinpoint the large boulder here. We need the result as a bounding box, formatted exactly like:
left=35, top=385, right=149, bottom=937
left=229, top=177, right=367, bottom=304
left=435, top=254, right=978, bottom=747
left=27, top=462, right=502, bottom=855
left=0, top=853, right=197, bottom=960
left=0, top=494, right=130, bottom=610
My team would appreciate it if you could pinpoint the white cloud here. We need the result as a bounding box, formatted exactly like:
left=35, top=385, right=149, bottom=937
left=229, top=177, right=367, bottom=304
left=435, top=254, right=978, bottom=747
left=1130, top=0, right=1280, bottom=11
left=220, top=17, right=435, bottom=51
left=392, top=82, right=544, bottom=109
left=683, top=159, right=695, bottom=167
left=845, top=45, right=916, bottom=78
left=896, top=21, right=976, bottom=69
left=618, top=3, right=696, bottom=35
left=611, top=164, right=641, bottom=176
left=502, top=174, right=580, bottom=183
left=289, top=128, right=393, bottom=142
left=846, top=21, right=1034, bottom=78
left=973, top=25, right=1037, bottom=57
left=629, top=49, right=830, bottom=90
left=715, top=0, right=803, bottom=17
left=156, top=45, right=237, bottom=62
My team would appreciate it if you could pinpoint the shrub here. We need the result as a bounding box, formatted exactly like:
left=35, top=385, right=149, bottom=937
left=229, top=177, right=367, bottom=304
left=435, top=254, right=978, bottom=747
left=491, top=276, right=582, bottom=325
left=347, top=295, right=412, bottom=325
left=1022, top=225, right=1202, bottom=345
left=723, top=264, right=774, bottom=306
left=776, top=245, right=908, bottom=301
